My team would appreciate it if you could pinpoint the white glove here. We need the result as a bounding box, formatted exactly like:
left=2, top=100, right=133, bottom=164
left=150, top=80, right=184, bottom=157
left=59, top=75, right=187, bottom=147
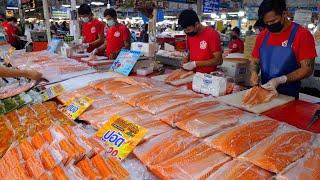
left=182, top=61, right=196, bottom=71
left=91, top=48, right=98, bottom=56
left=261, top=75, right=287, bottom=91
left=82, top=43, right=90, bottom=49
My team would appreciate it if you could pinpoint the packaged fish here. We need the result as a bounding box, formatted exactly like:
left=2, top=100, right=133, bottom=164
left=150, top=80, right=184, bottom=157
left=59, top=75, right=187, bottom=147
left=91, top=154, right=114, bottom=178
left=25, top=154, right=46, bottom=179
left=40, top=145, right=64, bottom=170
left=76, top=158, right=101, bottom=179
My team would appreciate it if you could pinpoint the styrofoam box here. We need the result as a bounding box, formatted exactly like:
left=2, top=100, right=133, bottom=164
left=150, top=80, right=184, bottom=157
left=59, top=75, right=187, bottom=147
left=131, top=42, right=158, bottom=57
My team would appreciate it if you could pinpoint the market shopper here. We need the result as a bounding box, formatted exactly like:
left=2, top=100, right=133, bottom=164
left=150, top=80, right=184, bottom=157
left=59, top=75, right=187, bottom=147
left=178, top=9, right=223, bottom=73
left=102, top=8, right=131, bottom=60
left=0, top=67, right=42, bottom=81
left=78, top=4, right=105, bottom=53
left=250, top=0, right=317, bottom=98
left=228, top=27, right=244, bottom=53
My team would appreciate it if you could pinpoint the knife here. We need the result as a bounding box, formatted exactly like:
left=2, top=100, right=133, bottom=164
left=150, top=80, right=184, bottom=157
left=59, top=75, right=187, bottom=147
left=307, top=110, right=320, bottom=128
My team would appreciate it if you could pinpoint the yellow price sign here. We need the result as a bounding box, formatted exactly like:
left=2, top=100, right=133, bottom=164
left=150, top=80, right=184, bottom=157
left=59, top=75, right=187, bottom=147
left=41, top=84, right=65, bottom=101
left=62, top=96, right=93, bottom=120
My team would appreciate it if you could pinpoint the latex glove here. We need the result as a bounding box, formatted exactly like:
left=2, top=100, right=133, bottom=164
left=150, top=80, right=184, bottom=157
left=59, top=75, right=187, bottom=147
left=261, top=75, right=287, bottom=91
left=82, top=43, right=90, bottom=49
left=90, top=48, right=98, bottom=57
left=182, top=61, right=196, bottom=71
left=250, top=72, right=259, bottom=86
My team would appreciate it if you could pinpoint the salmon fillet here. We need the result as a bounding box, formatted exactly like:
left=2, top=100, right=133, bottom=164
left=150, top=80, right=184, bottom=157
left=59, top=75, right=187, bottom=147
left=105, top=157, right=130, bottom=179
left=242, top=86, right=277, bottom=106
left=241, top=131, right=313, bottom=173
left=150, top=142, right=231, bottom=180
left=112, top=84, right=148, bottom=98
left=278, top=148, right=320, bottom=180
left=125, top=90, right=165, bottom=106
left=207, top=159, right=273, bottom=180
left=164, top=69, right=194, bottom=83
left=205, top=119, right=280, bottom=157
left=176, top=108, right=245, bottom=138
left=140, top=120, right=172, bottom=141
left=133, top=129, right=199, bottom=166
left=160, top=100, right=220, bottom=127
left=137, top=91, right=202, bottom=114
left=94, top=80, right=131, bottom=94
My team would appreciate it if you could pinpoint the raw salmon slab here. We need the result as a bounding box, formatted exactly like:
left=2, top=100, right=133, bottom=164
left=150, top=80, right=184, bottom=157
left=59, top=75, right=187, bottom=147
left=242, top=86, right=277, bottom=106
left=205, top=119, right=280, bottom=157
left=240, top=126, right=313, bottom=173
left=207, top=159, right=273, bottom=180
left=150, top=142, right=231, bottom=180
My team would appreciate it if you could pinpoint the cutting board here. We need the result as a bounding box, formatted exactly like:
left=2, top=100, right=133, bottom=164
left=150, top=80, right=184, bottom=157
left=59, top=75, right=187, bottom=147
left=151, top=74, right=194, bottom=86
left=217, top=90, right=295, bottom=114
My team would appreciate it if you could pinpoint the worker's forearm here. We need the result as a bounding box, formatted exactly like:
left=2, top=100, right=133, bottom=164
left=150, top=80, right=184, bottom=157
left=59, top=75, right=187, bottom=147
left=89, top=36, right=104, bottom=47
left=0, top=67, right=28, bottom=78
left=286, top=60, right=314, bottom=82
left=195, top=53, right=223, bottom=67
left=249, top=59, right=260, bottom=74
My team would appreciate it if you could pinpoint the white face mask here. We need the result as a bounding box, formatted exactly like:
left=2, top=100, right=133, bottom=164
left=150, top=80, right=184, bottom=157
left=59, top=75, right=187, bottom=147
left=107, top=19, right=116, bottom=27
left=81, top=17, right=90, bottom=23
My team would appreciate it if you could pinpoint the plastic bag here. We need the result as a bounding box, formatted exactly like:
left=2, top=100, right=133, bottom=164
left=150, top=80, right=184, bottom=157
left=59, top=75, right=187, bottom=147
left=25, top=154, right=46, bottom=179
left=207, top=159, right=273, bottom=180
left=156, top=98, right=220, bottom=127
left=239, top=124, right=314, bottom=173
left=133, top=129, right=198, bottom=166
left=137, top=90, right=202, bottom=115
left=122, top=155, right=157, bottom=180
left=204, top=119, right=280, bottom=157
left=75, top=158, right=101, bottom=179
left=176, top=107, right=246, bottom=138
left=150, top=142, right=231, bottom=180
left=277, top=135, right=320, bottom=180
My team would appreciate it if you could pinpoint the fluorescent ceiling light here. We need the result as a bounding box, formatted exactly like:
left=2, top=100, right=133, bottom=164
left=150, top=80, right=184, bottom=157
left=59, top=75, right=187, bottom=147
left=7, top=7, right=19, bottom=10
left=62, top=4, right=71, bottom=8
left=238, top=10, right=245, bottom=17
left=221, top=14, right=226, bottom=19
left=211, top=13, right=217, bottom=19
left=91, top=2, right=104, bottom=6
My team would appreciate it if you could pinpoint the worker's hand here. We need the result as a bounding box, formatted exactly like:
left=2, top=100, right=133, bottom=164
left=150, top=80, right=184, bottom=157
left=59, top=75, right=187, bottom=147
left=261, top=75, right=287, bottom=91
left=91, top=48, right=98, bottom=57
left=182, top=61, right=196, bottom=71
left=250, top=71, right=259, bottom=86
left=82, top=43, right=90, bottom=49
left=26, top=70, right=42, bottom=81
left=109, top=53, right=118, bottom=60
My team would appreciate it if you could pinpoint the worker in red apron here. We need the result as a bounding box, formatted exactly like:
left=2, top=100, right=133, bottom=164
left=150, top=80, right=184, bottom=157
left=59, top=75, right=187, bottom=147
left=78, top=4, right=105, bottom=54
left=250, top=0, right=316, bottom=98
left=178, top=9, right=223, bottom=74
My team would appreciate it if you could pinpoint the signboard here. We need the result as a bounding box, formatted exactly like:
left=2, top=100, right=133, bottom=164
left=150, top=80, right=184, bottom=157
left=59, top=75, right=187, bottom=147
left=203, top=0, right=220, bottom=13
left=6, top=0, right=18, bottom=7
left=110, top=49, right=141, bottom=76
left=51, top=7, right=70, bottom=19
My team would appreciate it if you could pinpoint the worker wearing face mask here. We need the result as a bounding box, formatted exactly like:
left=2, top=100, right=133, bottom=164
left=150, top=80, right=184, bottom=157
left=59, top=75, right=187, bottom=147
left=2, top=17, right=19, bottom=48
left=178, top=9, right=223, bottom=73
left=98, top=8, right=131, bottom=60
left=250, top=0, right=316, bottom=98
left=228, top=27, right=244, bottom=53
left=78, top=4, right=105, bottom=53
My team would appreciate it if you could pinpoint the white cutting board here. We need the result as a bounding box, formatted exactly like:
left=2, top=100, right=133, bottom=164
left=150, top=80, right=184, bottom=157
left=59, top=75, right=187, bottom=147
left=217, top=90, right=295, bottom=114
left=151, top=74, right=194, bottom=86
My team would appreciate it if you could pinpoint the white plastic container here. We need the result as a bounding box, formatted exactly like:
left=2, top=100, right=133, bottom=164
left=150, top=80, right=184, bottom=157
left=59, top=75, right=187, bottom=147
left=192, top=72, right=227, bottom=97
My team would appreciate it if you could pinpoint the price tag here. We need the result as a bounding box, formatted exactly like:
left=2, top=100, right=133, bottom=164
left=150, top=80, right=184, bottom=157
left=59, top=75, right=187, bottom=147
left=96, top=115, right=147, bottom=160
left=62, top=96, right=93, bottom=120
left=41, top=84, right=65, bottom=101
left=110, top=49, right=141, bottom=76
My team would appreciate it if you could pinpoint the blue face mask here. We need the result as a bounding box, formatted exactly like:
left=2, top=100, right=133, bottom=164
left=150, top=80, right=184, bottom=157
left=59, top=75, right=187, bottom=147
left=107, top=19, right=116, bottom=27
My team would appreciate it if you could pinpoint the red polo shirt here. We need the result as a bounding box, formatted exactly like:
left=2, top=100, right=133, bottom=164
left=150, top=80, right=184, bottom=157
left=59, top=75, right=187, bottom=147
left=252, top=22, right=317, bottom=62
left=82, top=18, right=105, bottom=52
left=106, top=23, right=130, bottom=59
left=187, top=27, right=221, bottom=74
left=228, top=38, right=244, bottom=53
left=2, top=22, right=17, bottom=45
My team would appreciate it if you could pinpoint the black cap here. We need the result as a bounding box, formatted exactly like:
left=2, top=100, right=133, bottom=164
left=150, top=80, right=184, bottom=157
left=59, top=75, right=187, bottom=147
left=258, top=0, right=286, bottom=19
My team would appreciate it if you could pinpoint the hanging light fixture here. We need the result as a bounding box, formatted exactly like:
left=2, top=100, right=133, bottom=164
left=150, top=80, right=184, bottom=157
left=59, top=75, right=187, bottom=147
left=238, top=10, right=245, bottom=17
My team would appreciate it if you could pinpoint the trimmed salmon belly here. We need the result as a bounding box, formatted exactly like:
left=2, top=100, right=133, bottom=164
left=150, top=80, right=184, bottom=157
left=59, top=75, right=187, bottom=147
left=207, top=159, right=273, bottom=180
left=133, top=129, right=198, bottom=166
left=205, top=119, right=280, bottom=157
left=165, top=69, right=194, bottom=83
left=160, top=100, right=220, bottom=127
left=241, top=131, right=313, bottom=173
left=150, top=142, right=231, bottom=180
left=176, top=108, right=245, bottom=138
left=278, top=148, right=320, bottom=180
left=242, top=86, right=277, bottom=106
left=137, top=92, right=202, bottom=114
left=57, top=86, right=105, bottom=104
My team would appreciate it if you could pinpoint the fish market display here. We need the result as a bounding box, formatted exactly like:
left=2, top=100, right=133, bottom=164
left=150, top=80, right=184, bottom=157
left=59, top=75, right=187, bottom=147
left=57, top=86, right=106, bottom=104
left=240, top=130, right=313, bottom=173
left=159, top=100, right=220, bottom=127
left=0, top=124, right=129, bottom=179
left=205, top=119, right=280, bottom=157
left=150, top=142, right=231, bottom=180
left=0, top=101, right=73, bottom=157
left=134, top=129, right=198, bottom=166
left=176, top=108, right=245, bottom=138
left=0, top=77, right=36, bottom=99
left=242, top=86, right=277, bottom=106
left=207, top=159, right=273, bottom=180
left=277, top=147, right=320, bottom=180
left=164, top=69, right=194, bottom=83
